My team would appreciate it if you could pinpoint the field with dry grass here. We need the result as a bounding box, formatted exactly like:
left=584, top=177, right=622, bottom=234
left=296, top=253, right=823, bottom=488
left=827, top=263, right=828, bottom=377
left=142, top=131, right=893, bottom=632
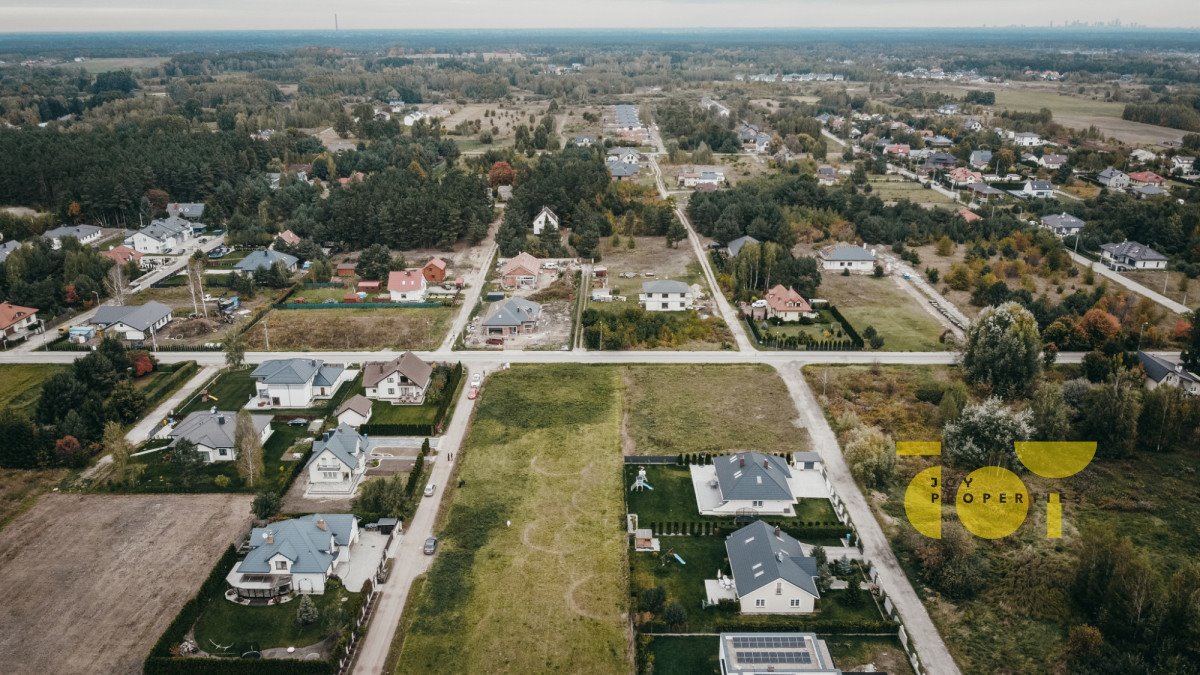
left=242, top=307, right=454, bottom=351
left=0, top=469, right=67, bottom=531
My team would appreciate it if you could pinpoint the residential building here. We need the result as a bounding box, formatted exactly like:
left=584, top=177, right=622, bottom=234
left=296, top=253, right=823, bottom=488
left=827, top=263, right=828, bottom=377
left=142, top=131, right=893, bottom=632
left=818, top=243, right=875, bottom=273
left=968, top=150, right=993, bottom=170
left=678, top=169, right=725, bottom=188
left=234, top=249, right=299, bottom=274
left=1137, top=351, right=1200, bottom=396
left=1013, top=132, right=1041, bottom=147
left=923, top=151, right=958, bottom=172
left=958, top=207, right=983, bottom=223
left=306, top=425, right=367, bottom=494
left=967, top=182, right=1007, bottom=202
left=928, top=134, right=953, bottom=147
left=1133, top=185, right=1168, bottom=199
left=0, top=303, right=41, bottom=342
left=726, top=235, right=760, bottom=258
left=570, top=134, right=597, bottom=147
left=694, top=452, right=799, bottom=516
left=883, top=143, right=910, bottom=156
left=964, top=117, right=983, bottom=132
left=335, top=263, right=356, bottom=277
left=1041, top=213, right=1086, bottom=238
left=227, top=514, right=359, bottom=598
left=387, top=270, right=428, bottom=303
left=101, top=244, right=144, bottom=268
left=250, top=358, right=352, bottom=408
left=1039, top=154, right=1068, bottom=169
left=937, top=103, right=960, bottom=115
left=363, top=351, right=433, bottom=404
left=948, top=167, right=983, bottom=187
left=717, top=633, right=842, bottom=675
left=1097, top=167, right=1131, bottom=190
left=722, top=520, right=820, bottom=614
left=1100, top=240, right=1167, bottom=271
left=608, top=162, right=639, bottom=181
left=1128, top=171, right=1165, bottom=187
left=277, top=229, right=302, bottom=246
left=166, top=203, right=206, bottom=220
left=700, top=96, right=731, bottom=117
left=1172, top=156, right=1196, bottom=173
left=1129, top=149, right=1157, bottom=163
left=403, top=111, right=427, bottom=126
left=532, top=206, right=560, bottom=235
left=334, top=394, right=373, bottom=428
left=606, top=147, right=641, bottom=165
left=816, top=165, right=837, bottom=186
left=1022, top=180, right=1054, bottom=199
left=482, top=297, right=541, bottom=336
left=42, top=224, right=102, bottom=249
left=127, top=216, right=192, bottom=254
left=422, top=258, right=447, bottom=283
left=92, top=301, right=173, bottom=341
left=639, top=279, right=693, bottom=312
left=499, top=252, right=541, bottom=289
left=168, top=410, right=273, bottom=463
left=0, top=240, right=21, bottom=264
left=764, top=285, right=815, bottom=322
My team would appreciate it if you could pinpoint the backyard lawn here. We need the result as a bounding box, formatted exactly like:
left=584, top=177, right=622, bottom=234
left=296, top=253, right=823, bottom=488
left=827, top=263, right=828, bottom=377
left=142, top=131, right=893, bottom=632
left=128, top=422, right=308, bottom=493
left=178, top=368, right=257, bottom=414
left=645, top=635, right=719, bottom=675
left=242, top=307, right=454, bottom=351
left=0, top=363, right=68, bottom=416
left=395, top=365, right=629, bottom=673
left=816, top=273, right=950, bottom=351
left=624, top=464, right=839, bottom=525
left=192, top=586, right=354, bottom=654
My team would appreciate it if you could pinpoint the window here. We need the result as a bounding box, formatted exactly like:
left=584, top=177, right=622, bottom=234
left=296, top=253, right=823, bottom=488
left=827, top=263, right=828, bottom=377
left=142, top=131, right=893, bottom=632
left=322, top=471, right=341, bottom=480
left=752, top=500, right=764, bottom=507
left=790, top=599, right=802, bottom=607
left=776, top=581, right=782, bottom=595
left=388, top=388, right=395, bottom=395
left=275, top=561, right=287, bottom=571
left=218, top=448, right=228, bottom=456
left=755, top=599, right=765, bottom=608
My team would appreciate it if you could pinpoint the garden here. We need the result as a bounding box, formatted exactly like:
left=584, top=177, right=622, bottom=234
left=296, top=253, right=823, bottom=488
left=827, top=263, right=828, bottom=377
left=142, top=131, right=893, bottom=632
left=125, top=421, right=308, bottom=493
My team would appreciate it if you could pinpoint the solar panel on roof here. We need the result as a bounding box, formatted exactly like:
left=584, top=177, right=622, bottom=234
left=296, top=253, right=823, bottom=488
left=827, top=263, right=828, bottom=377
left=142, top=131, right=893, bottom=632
left=735, top=651, right=813, bottom=664
left=731, top=636, right=808, bottom=648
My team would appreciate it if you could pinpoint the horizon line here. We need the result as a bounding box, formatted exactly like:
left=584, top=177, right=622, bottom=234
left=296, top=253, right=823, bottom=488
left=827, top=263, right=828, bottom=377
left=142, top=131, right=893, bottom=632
left=2, top=25, right=1200, bottom=36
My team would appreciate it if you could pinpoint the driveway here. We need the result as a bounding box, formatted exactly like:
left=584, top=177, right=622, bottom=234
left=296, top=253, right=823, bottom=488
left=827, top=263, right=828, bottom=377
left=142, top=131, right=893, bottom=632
left=1068, top=250, right=1189, bottom=314
left=338, top=531, right=390, bottom=592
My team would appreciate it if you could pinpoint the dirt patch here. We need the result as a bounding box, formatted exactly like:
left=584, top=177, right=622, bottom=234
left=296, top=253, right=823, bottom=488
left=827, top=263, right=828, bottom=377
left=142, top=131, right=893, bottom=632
left=242, top=307, right=454, bottom=351
left=0, top=493, right=253, bottom=675
left=162, top=317, right=224, bottom=340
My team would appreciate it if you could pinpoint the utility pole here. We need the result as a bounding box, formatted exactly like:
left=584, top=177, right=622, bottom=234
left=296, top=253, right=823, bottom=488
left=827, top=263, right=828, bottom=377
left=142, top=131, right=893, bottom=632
left=263, top=320, right=270, bottom=351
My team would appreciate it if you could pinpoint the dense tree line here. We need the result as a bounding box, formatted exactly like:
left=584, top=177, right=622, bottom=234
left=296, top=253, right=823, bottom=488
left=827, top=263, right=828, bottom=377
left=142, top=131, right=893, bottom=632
left=654, top=99, right=739, bottom=152
left=497, top=148, right=611, bottom=257
left=0, top=238, right=114, bottom=317
left=712, top=241, right=821, bottom=303
left=580, top=306, right=731, bottom=350
left=1122, top=102, right=1200, bottom=132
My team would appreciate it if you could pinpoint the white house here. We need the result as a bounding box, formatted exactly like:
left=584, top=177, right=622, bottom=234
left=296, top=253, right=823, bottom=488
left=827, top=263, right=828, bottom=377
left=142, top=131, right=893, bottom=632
left=764, top=285, right=815, bottom=322
left=334, top=394, right=373, bottom=428
left=1041, top=213, right=1086, bottom=238
left=386, top=270, right=428, bottom=302
left=1137, top=351, right=1200, bottom=396
left=364, top=351, right=434, bottom=404
left=167, top=203, right=206, bottom=220
left=168, top=409, right=273, bottom=463
left=1022, top=180, right=1054, bottom=199
left=91, top=301, right=173, bottom=342
left=639, top=279, right=693, bottom=312
left=532, top=206, right=560, bottom=235
left=0, top=303, right=41, bottom=344
left=718, top=633, right=841, bottom=675
left=1100, top=240, right=1167, bottom=271
left=606, top=147, right=642, bottom=165
left=41, top=224, right=102, bottom=249
left=691, top=452, right=799, bottom=517
left=1172, top=156, right=1196, bottom=173
left=305, top=424, right=368, bottom=494
left=719, top=520, right=820, bottom=614
left=1013, top=132, right=1041, bottom=147
left=250, top=358, right=352, bottom=408
left=227, top=514, right=359, bottom=598
left=403, top=111, right=427, bottom=126
left=127, top=216, right=193, bottom=254
left=818, top=243, right=875, bottom=273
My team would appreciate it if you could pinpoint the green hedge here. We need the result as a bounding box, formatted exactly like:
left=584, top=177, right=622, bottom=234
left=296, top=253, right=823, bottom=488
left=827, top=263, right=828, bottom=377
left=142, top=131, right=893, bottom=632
left=827, top=305, right=865, bottom=349
left=640, top=617, right=896, bottom=634
left=360, top=422, right=434, bottom=436
left=141, top=361, right=200, bottom=406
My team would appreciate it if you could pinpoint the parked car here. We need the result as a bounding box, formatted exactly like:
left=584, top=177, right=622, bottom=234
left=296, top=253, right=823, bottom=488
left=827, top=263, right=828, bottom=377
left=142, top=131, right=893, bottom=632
left=423, top=483, right=436, bottom=497
left=287, top=418, right=307, bottom=427
left=470, top=373, right=482, bottom=387
left=423, top=537, right=438, bottom=555
left=468, top=387, right=479, bottom=400
left=485, top=337, right=504, bottom=346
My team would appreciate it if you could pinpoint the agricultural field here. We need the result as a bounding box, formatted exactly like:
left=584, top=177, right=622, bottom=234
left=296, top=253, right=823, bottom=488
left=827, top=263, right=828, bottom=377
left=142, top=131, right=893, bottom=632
left=812, top=272, right=951, bottom=351
left=77, top=56, right=169, bottom=73
left=0, top=493, right=253, bottom=675
left=0, top=469, right=66, bottom=531
left=241, top=307, right=455, bottom=351
left=0, top=363, right=68, bottom=416
left=395, top=365, right=629, bottom=673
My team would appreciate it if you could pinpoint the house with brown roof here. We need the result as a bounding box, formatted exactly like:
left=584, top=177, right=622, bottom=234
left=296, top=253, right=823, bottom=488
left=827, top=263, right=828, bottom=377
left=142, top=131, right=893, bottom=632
left=335, top=394, right=374, bottom=427
left=958, top=207, right=983, bottom=223
left=335, top=263, right=356, bottom=277
left=1128, top=171, right=1165, bottom=187
left=387, top=270, right=427, bottom=302
left=500, top=252, right=541, bottom=289
left=422, top=257, right=447, bottom=283
left=764, top=285, right=815, bottom=322
left=277, top=229, right=302, bottom=246
left=0, top=303, right=41, bottom=343
left=101, top=245, right=144, bottom=268
left=364, top=352, right=434, bottom=404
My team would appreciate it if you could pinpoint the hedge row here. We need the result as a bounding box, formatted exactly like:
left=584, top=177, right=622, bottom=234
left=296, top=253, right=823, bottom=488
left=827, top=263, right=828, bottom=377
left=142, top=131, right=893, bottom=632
left=273, top=301, right=446, bottom=310
left=744, top=316, right=861, bottom=352
left=359, top=422, right=434, bottom=436
left=141, top=361, right=200, bottom=406
left=827, top=305, right=865, bottom=348
left=646, top=521, right=849, bottom=540
left=640, top=617, right=896, bottom=635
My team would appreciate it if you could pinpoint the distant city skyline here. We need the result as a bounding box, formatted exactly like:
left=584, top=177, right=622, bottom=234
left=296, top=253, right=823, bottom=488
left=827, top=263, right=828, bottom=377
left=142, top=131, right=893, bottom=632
left=1, top=1, right=1197, bottom=32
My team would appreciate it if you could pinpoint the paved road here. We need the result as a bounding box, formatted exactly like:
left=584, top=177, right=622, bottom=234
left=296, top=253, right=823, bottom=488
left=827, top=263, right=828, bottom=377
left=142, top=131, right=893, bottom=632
left=775, top=362, right=961, bottom=675
left=1068, top=250, right=1190, bottom=314
left=351, top=363, right=486, bottom=675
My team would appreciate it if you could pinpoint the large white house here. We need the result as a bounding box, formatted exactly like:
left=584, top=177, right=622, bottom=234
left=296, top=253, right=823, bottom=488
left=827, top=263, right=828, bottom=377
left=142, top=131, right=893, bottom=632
left=720, top=520, right=820, bottom=614
left=818, top=243, right=875, bottom=273
left=639, top=279, right=693, bottom=312
left=250, top=359, right=353, bottom=408
left=1041, top=213, right=1085, bottom=238
left=91, top=301, right=174, bottom=342
left=387, top=270, right=428, bottom=303
left=364, top=352, right=434, bottom=404
left=127, top=216, right=192, bottom=254
left=691, top=452, right=800, bottom=517
left=1137, top=351, right=1200, bottom=396
left=227, top=514, right=359, bottom=598
left=42, top=224, right=102, bottom=250
left=305, top=424, right=368, bottom=494
left=532, top=206, right=560, bottom=235
left=167, top=410, right=273, bottom=463
left=1100, top=240, right=1167, bottom=271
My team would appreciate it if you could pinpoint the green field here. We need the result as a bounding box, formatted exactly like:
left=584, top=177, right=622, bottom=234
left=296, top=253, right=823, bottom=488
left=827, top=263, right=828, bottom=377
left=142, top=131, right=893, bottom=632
left=395, top=365, right=629, bottom=673
left=179, top=368, right=257, bottom=414
left=644, top=635, right=720, bottom=675
left=817, top=273, right=950, bottom=351
left=866, top=178, right=955, bottom=206
left=0, top=364, right=69, bottom=416
left=242, top=307, right=454, bottom=351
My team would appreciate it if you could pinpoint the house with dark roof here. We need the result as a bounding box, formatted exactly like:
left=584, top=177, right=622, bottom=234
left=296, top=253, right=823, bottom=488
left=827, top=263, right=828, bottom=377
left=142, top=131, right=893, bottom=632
left=234, top=248, right=299, bottom=274
left=692, top=452, right=799, bottom=517
left=608, top=161, right=640, bottom=181
left=1100, top=240, right=1167, bottom=271
left=127, top=216, right=192, bottom=254
left=1021, top=179, right=1054, bottom=199
left=639, top=279, right=693, bottom=312
left=168, top=409, right=273, bottom=463
left=92, top=301, right=173, bottom=342
left=227, top=514, right=359, bottom=598
left=717, top=633, right=842, bottom=675
left=1137, top=351, right=1200, bottom=396
left=482, top=297, right=541, bottom=336
left=167, top=203, right=206, bottom=220
left=1132, top=185, right=1168, bottom=200
left=717, top=520, right=820, bottom=614
left=726, top=235, right=760, bottom=258
left=818, top=243, right=875, bottom=273
left=0, top=240, right=23, bottom=264
left=250, top=358, right=353, bottom=408
left=306, top=424, right=368, bottom=494
left=363, top=352, right=433, bottom=404
left=1041, top=213, right=1085, bottom=238
left=1098, top=167, right=1131, bottom=190
left=42, top=224, right=102, bottom=249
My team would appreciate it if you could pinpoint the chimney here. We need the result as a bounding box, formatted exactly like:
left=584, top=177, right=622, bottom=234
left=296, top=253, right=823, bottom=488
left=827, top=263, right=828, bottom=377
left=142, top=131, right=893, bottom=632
left=217, top=416, right=225, bottom=425
left=739, top=455, right=745, bottom=468
left=763, top=459, right=769, bottom=470
left=316, top=518, right=326, bottom=531
left=266, top=532, right=274, bottom=544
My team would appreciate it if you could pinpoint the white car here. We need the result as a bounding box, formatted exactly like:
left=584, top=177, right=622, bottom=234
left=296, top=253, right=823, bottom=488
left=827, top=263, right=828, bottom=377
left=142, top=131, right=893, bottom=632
left=423, top=483, right=436, bottom=498
left=470, top=373, right=482, bottom=387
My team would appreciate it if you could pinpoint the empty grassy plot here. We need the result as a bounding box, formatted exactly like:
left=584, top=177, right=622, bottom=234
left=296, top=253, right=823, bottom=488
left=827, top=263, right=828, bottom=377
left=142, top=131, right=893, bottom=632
left=623, top=365, right=810, bottom=456
left=817, top=273, right=950, bottom=351
left=242, top=307, right=454, bottom=351
left=396, top=365, right=629, bottom=673
left=0, top=469, right=67, bottom=531
left=0, top=364, right=68, bottom=416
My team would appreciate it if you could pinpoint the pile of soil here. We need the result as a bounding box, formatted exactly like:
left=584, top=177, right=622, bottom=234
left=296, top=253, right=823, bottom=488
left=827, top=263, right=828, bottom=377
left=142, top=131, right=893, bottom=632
left=163, top=317, right=220, bottom=339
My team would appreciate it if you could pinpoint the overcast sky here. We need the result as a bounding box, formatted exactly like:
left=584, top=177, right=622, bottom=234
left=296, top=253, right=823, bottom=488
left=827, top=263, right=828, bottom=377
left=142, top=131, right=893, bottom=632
left=1, top=1, right=1196, bottom=32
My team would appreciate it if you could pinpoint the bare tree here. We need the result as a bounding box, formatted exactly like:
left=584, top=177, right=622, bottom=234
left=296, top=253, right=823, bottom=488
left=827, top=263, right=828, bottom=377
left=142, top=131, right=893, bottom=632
left=235, top=410, right=264, bottom=489
left=188, top=256, right=209, bottom=318
left=104, top=263, right=128, bottom=306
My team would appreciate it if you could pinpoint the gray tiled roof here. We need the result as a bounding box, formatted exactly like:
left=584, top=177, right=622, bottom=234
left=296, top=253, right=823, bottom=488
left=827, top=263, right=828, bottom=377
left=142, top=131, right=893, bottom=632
left=234, top=248, right=299, bottom=272
left=168, top=203, right=206, bottom=219
left=1138, top=351, right=1200, bottom=385
left=483, top=297, right=541, bottom=327
left=608, top=162, right=640, bottom=177
left=820, top=243, right=875, bottom=262
left=1101, top=240, right=1166, bottom=262
left=92, top=301, right=173, bottom=332
left=641, top=279, right=690, bottom=295
left=42, top=224, right=101, bottom=241
left=726, top=520, right=820, bottom=597
left=307, top=423, right=365, bottom=471
left=137, top=216, right=191, bottom=242
left=714, top=452, right=794, bottom=501
left=727, top=235, right=759, bottom=257
left=243, top=514, right=355, bottom=574
left=252, top=358, right=333, bottom=385
left=169, top=410, right=271, bottom=450
left=0, top=240, right=22, bottom=263
left=1042, top=213, right=1085, bottom=230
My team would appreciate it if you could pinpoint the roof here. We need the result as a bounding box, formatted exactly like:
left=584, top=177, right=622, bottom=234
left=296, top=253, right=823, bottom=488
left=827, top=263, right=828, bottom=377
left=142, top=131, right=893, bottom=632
left=423, top=257, right=447, bottom=272
left=719, top=633, right=841, bottom=674
left=483, top=297, right=542, bottom=327
left=252, top=358, right=328, bottom=385
left=958, top=207, right=983, bottom=223
left=1098, top=167, right=1128, bottom=181
left=335, top=394, right=373, bottom=419
left=42, top=224, right=101, bottom=241
left=714, top=452, right=794, bottom=501
left=137, top=216, right=191, bottom=243
left=1133, top=185, right=1167, bottom=197
left=306, top=424, right=365, bottom=471
left=1128, top=171, right=1164, bottom=183
left=242, top=514, right=356, bottom=574
left=363, top=351, right=433, bottom=389
left=819, top=243, right=875, bottom=262
left=969, top=150, right=993, bottom=163
left=792, top=451, right=823, bottom=464
left=766, top=285, right=812, bottom=314
left=387, top=269, right=425, bottom=292
left=608, top=162, right=639, bottom=177
left=234, top=249, right=298, bottom=272
left=501, top=252, right=541, bottom=277
left=1100, top=240, right=1166, bottom=262
left=727, top=235, right=760, bottom=257
left=0, top=240, right=22, bottom=263
left=1026, top=180, right=1054, bottom=190
left=1042, top=213, right=1085, bottom=230
left=726, top=520, right=819, bottom=597
left=170, top=410, right=271, bottom=450
left=314, top=365, right=345, bottom=388
left=101, top=245, right=143, bottom=264
left=1040, top=154, right=1068, bottom=165
left=1138, top=351, right=1200, bottom=385
left=0, top=302, right=38, bottom=330
left=968, top=183, right=1007, bottom=196
left=642, top=279, right=690, bottom=295
left=278, top=230, right=302, bottom=246
left=167, top=203, right=206, bottom=219
left=92, top=301, right=172, bottom=332
left=534, top=206, right=559, bottom=225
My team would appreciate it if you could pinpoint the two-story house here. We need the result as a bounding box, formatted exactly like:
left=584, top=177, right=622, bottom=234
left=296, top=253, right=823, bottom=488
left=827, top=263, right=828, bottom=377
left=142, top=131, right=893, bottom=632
left=250, top=358, right=352, bottom=408
left=719, top=520, right=820, bottom=614
left=227, top=514, right=359, bottom=598
left=127, top=216, right=192, bottom=254
left=1138, top=351, right=1200, bottom=396
left=532, top=206, right=560, bottom=235
left=364, top=352, right=434, bottom=404
left=0, top=303, right=41, bottom=343
left=764, top=285, right=815, bottom=322
left=305, top=425, right=368, bottom=494
left=387, top=270, right=428, bottom=303
left=639, top=279, right=694, bottom=312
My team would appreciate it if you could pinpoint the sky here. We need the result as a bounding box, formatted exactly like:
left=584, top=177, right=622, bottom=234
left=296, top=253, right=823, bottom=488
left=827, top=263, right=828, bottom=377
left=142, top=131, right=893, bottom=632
left=0, top=1, right=1197, bottom=32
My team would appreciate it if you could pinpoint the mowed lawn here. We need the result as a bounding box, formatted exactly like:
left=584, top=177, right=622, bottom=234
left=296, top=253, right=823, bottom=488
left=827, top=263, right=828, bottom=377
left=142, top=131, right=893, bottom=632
left=396, top=365, right=629, bottom=673
left=817, top=273, right=949, bottom=351
left=0, top=363, right=68, bottom=416
left=242, top=307, right=454, bottom=351
left=623, top=365, right=811, bottom=456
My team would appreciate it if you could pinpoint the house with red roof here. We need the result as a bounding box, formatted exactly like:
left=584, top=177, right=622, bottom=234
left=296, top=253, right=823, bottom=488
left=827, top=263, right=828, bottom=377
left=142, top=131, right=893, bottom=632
left=764, top=285, right=816, bottom=322
left=948, top=167, right=983, bottom=187
left=422, top=257, right=447, bottom=283
left=0, top=303, right=41, bottom=344
left=101, top=245, right=144, bottom=268
left=1128, top=171, right=1165, bottom=187
left=958, top=207, right=983, bottom=223
left=277, top=229, right=302, bottom=246
left=499, top=252, right=542, bottom=289
left=387, top=270, right=428, bottom=302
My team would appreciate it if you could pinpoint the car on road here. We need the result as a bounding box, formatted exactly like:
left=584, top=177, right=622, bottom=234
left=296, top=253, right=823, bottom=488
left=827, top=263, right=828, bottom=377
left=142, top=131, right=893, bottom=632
left=470, top=373, right=482, bottom=387
left=468, top=387, right=479, bottom=400
left=423, top=537, right=438, bottom=555
left=423, top=483, right=436, bottom=497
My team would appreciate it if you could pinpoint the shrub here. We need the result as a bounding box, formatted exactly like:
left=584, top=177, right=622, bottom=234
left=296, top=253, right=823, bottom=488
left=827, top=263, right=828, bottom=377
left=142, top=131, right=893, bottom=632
left=295, top=595, right=319, bottom=627
left=843, top=426, right=895, bottom=490
left=943, top=397, right=1032, bottom=468
left=252, top=490, right=283, bottom=519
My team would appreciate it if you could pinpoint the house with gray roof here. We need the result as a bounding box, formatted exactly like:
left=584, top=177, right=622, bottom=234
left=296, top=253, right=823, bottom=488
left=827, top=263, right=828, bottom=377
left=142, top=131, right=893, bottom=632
left=234, top=248, right=299, bottom=274
left=719, top=520, right=820, bottom=614
left=91, top=301, right=173, bottom=342
left=1098, top=167, right=1131, bottom=190
left=608, top=161, right=640, bottom=181
left=363, top=351, right=433, bottom=404
left=639, top=279, right=693, bottom=312
left=818, top=243, right=876, bottom=273
left=0, top=240, right=22, bottom=264
left=167, top=202, right=206, bottom=220
left=306, top=424, right=368, bottom=494
left=1041, top=212, right=1085, bottom=238
left=127, top=216, right=193, bottom=254
left=726, top=235, right=760, bottom=258
left=482, top=297, right=541, bottom=336
left=227, top=514, right=359, bottom=598
left=968, top=150, right=993, bottom=170
left=1137, top=351, right=1200, bottom=396
left=691, top=452, right=799, bottom=517
left=168, top=409, right=273, bottom=463
left=251, top=358, right=353, bottom=408
left=41, top=224, right=102, bottom=250
left=1100, top=240, right=1167, bottom=271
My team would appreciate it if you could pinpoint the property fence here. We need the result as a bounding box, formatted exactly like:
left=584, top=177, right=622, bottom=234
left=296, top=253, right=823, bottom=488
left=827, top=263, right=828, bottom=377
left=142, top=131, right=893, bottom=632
left=273, top=301, right=446, bottom=310
left=743, top=315, right=862, bottom=351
